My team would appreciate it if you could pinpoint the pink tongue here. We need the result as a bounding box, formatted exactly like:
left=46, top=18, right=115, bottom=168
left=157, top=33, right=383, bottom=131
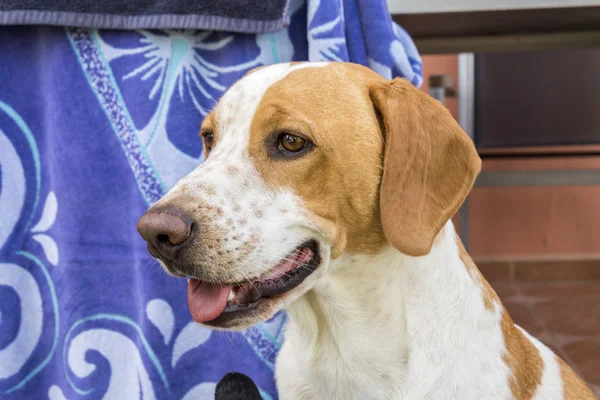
left=187, top=278, right=232, bottom=323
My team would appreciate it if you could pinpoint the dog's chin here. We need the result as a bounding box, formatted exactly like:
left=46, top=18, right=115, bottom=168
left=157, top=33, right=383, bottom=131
left=156, top=239, right=326, bottom=331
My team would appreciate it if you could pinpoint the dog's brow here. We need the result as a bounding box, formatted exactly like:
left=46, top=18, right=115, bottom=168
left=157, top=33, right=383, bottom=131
left=212, top=63, right=330, bottom=159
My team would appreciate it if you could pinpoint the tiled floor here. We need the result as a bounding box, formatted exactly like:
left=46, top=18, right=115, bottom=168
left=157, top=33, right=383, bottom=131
left=489, top=280, right=600, bottom=397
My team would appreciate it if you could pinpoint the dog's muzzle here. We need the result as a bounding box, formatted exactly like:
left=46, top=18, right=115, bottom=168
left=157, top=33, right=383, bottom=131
left=137, top=205, right=322, bottom=326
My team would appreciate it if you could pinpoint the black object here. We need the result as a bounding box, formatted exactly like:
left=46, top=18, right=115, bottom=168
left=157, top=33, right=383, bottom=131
left=215, top=372, right=262, bottom=400
left=0, top=0, right=289, bottom=33
left=475, top=48, right=600, bottom=149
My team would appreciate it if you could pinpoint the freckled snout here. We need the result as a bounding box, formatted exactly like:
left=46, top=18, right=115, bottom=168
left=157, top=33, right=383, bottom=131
left=137, top=209, right=193, bottom=259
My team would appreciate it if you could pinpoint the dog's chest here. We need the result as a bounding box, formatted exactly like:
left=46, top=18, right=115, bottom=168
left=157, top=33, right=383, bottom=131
left=276, top=338, right=511, bottom=400
left=276, top=332, right=408, bottom=400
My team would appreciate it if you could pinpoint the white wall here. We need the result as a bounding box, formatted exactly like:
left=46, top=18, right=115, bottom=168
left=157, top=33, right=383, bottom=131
left=386, top=0, right=600, bottom=14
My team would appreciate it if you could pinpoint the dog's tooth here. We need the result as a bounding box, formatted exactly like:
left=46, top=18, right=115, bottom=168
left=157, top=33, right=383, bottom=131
left=228, top=289, right=235, bottom=301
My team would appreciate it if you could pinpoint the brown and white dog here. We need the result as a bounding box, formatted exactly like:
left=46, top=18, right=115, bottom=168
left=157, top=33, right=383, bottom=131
left=136, top=62, right=596, bottom=400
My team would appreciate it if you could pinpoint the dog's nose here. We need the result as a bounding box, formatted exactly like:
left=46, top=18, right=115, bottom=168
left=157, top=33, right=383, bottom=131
left=136, top=210, right=193, bottom=252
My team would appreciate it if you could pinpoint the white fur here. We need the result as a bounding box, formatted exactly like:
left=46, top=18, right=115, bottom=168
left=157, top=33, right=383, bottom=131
left=276, top=223, right=520, bottom=400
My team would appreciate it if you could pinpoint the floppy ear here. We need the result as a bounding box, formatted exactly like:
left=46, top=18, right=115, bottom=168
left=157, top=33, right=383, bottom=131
left=370, top=78, right=481, bottom=257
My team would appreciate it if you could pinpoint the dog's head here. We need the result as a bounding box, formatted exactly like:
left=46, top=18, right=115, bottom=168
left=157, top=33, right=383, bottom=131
left=137, top=62, right=481, bottom=330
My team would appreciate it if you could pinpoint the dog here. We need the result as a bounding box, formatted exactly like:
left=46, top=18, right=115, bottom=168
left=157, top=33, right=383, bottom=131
left=137, top=62, right=596, bottom=399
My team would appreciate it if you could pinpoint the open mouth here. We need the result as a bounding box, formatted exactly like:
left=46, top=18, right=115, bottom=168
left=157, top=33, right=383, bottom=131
left=187, top=240, right=320, bottom=324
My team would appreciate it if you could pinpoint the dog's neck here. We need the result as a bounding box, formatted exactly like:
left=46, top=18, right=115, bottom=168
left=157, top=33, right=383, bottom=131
left=283, top=222, right=503, bottom=397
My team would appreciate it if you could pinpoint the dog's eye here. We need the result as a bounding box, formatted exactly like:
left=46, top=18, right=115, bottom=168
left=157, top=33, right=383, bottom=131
left=278, top=134, right=307, bottom=153
left=203, top=132, right=214, bottom=153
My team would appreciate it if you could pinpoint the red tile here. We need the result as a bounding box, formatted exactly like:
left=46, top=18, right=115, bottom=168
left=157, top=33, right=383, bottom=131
left=533, top=299, right=600, bottom=336
left=477, top=261, right=512, bottom=283
left=563, top=338, right=600, bottom=386
left=519, top=282, right=600, bottom=302
left=490, top=283, right=517, bottom=302
left=535, top=331, right=566, bottom=359
left=514, top=260, right=600, bottom=282
left=591, top=384, right=600, bottom=399
left=504, top=300, right=544, bottom=336
left=516, top=283, right=600, bottom=336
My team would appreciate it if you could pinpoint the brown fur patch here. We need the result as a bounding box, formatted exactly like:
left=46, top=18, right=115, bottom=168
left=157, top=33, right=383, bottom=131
left=247, top=63, right=388, bottom=257
left=200, top=112, right=216, bottom=133
left=370, top=78, right=481, bottom=256
left=226, top=165, right=239, bottom=175
left=558, top=357, right=597, bottom=399
left=456, top=234, right=499, bottom=310
left=501, top=311, right=544, bottom=399
left=204, top=186, right=216, bottom=197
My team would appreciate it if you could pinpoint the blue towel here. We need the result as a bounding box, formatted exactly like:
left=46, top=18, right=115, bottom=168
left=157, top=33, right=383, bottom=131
left=0, top=1, right=421, bottom=399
